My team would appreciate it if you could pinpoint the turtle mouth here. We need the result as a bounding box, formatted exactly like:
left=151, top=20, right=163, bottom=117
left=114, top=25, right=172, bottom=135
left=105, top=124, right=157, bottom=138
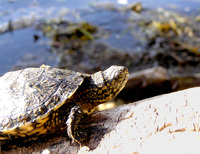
left=114, top=67, right=129, bottom=93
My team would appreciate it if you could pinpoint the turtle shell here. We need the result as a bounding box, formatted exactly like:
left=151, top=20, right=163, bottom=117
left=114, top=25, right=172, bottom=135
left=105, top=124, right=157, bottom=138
left=0, top=65, right=84, bottom=139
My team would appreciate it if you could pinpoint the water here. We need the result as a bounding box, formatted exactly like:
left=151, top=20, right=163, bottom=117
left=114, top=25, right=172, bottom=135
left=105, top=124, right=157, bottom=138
left=0, top=27, right=56, bottom=75
left=0, top=0, right=199, bottom=75
left=1, top=0, right=199, bottom=24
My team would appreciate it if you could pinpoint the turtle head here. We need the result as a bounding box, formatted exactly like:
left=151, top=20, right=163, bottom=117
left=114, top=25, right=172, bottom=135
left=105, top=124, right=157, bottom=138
left=101, top=65, right=129, bottom=101
left=77, top=65, right=129, bottom=114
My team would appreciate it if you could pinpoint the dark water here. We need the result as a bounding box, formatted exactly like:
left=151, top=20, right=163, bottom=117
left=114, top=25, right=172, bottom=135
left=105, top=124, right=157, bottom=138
left=0, top=0, right=199, bottom=75
left=0, top=28, right=57, bottom=74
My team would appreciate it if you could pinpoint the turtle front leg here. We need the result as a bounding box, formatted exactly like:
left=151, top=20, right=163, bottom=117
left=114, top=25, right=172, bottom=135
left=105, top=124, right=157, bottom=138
left=66, top=105, right=87, bottom=144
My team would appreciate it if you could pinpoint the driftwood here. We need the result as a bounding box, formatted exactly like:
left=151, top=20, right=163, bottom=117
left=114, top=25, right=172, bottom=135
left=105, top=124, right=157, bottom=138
left=2, top=86, right=200, bottom=154
left=120, top=66, right=200, bottom=101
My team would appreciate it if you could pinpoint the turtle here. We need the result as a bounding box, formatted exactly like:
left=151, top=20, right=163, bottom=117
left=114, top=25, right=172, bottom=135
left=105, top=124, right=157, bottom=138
left=0, top=65, right=129, bottom=144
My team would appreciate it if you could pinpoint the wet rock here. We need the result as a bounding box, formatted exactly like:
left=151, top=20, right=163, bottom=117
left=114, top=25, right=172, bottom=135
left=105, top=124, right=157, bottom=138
left=128, top=2, right=143, bottom=13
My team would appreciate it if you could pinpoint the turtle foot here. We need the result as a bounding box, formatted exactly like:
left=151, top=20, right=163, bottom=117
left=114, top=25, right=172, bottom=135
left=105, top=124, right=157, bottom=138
left=66, top=105, right=88, bottom=144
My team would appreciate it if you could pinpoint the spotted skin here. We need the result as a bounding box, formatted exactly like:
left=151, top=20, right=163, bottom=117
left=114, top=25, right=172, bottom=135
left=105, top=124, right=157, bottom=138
left=0, top=65, right=129, bottom=143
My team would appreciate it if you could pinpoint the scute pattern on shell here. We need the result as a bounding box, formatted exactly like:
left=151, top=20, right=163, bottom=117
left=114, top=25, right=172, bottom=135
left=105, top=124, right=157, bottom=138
left=0, top=66, right=84, bottom=131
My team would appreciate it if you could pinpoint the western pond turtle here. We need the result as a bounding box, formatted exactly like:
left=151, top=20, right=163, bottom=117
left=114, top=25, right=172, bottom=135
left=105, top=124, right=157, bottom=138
left=0, top=65, right=129, bottom=143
